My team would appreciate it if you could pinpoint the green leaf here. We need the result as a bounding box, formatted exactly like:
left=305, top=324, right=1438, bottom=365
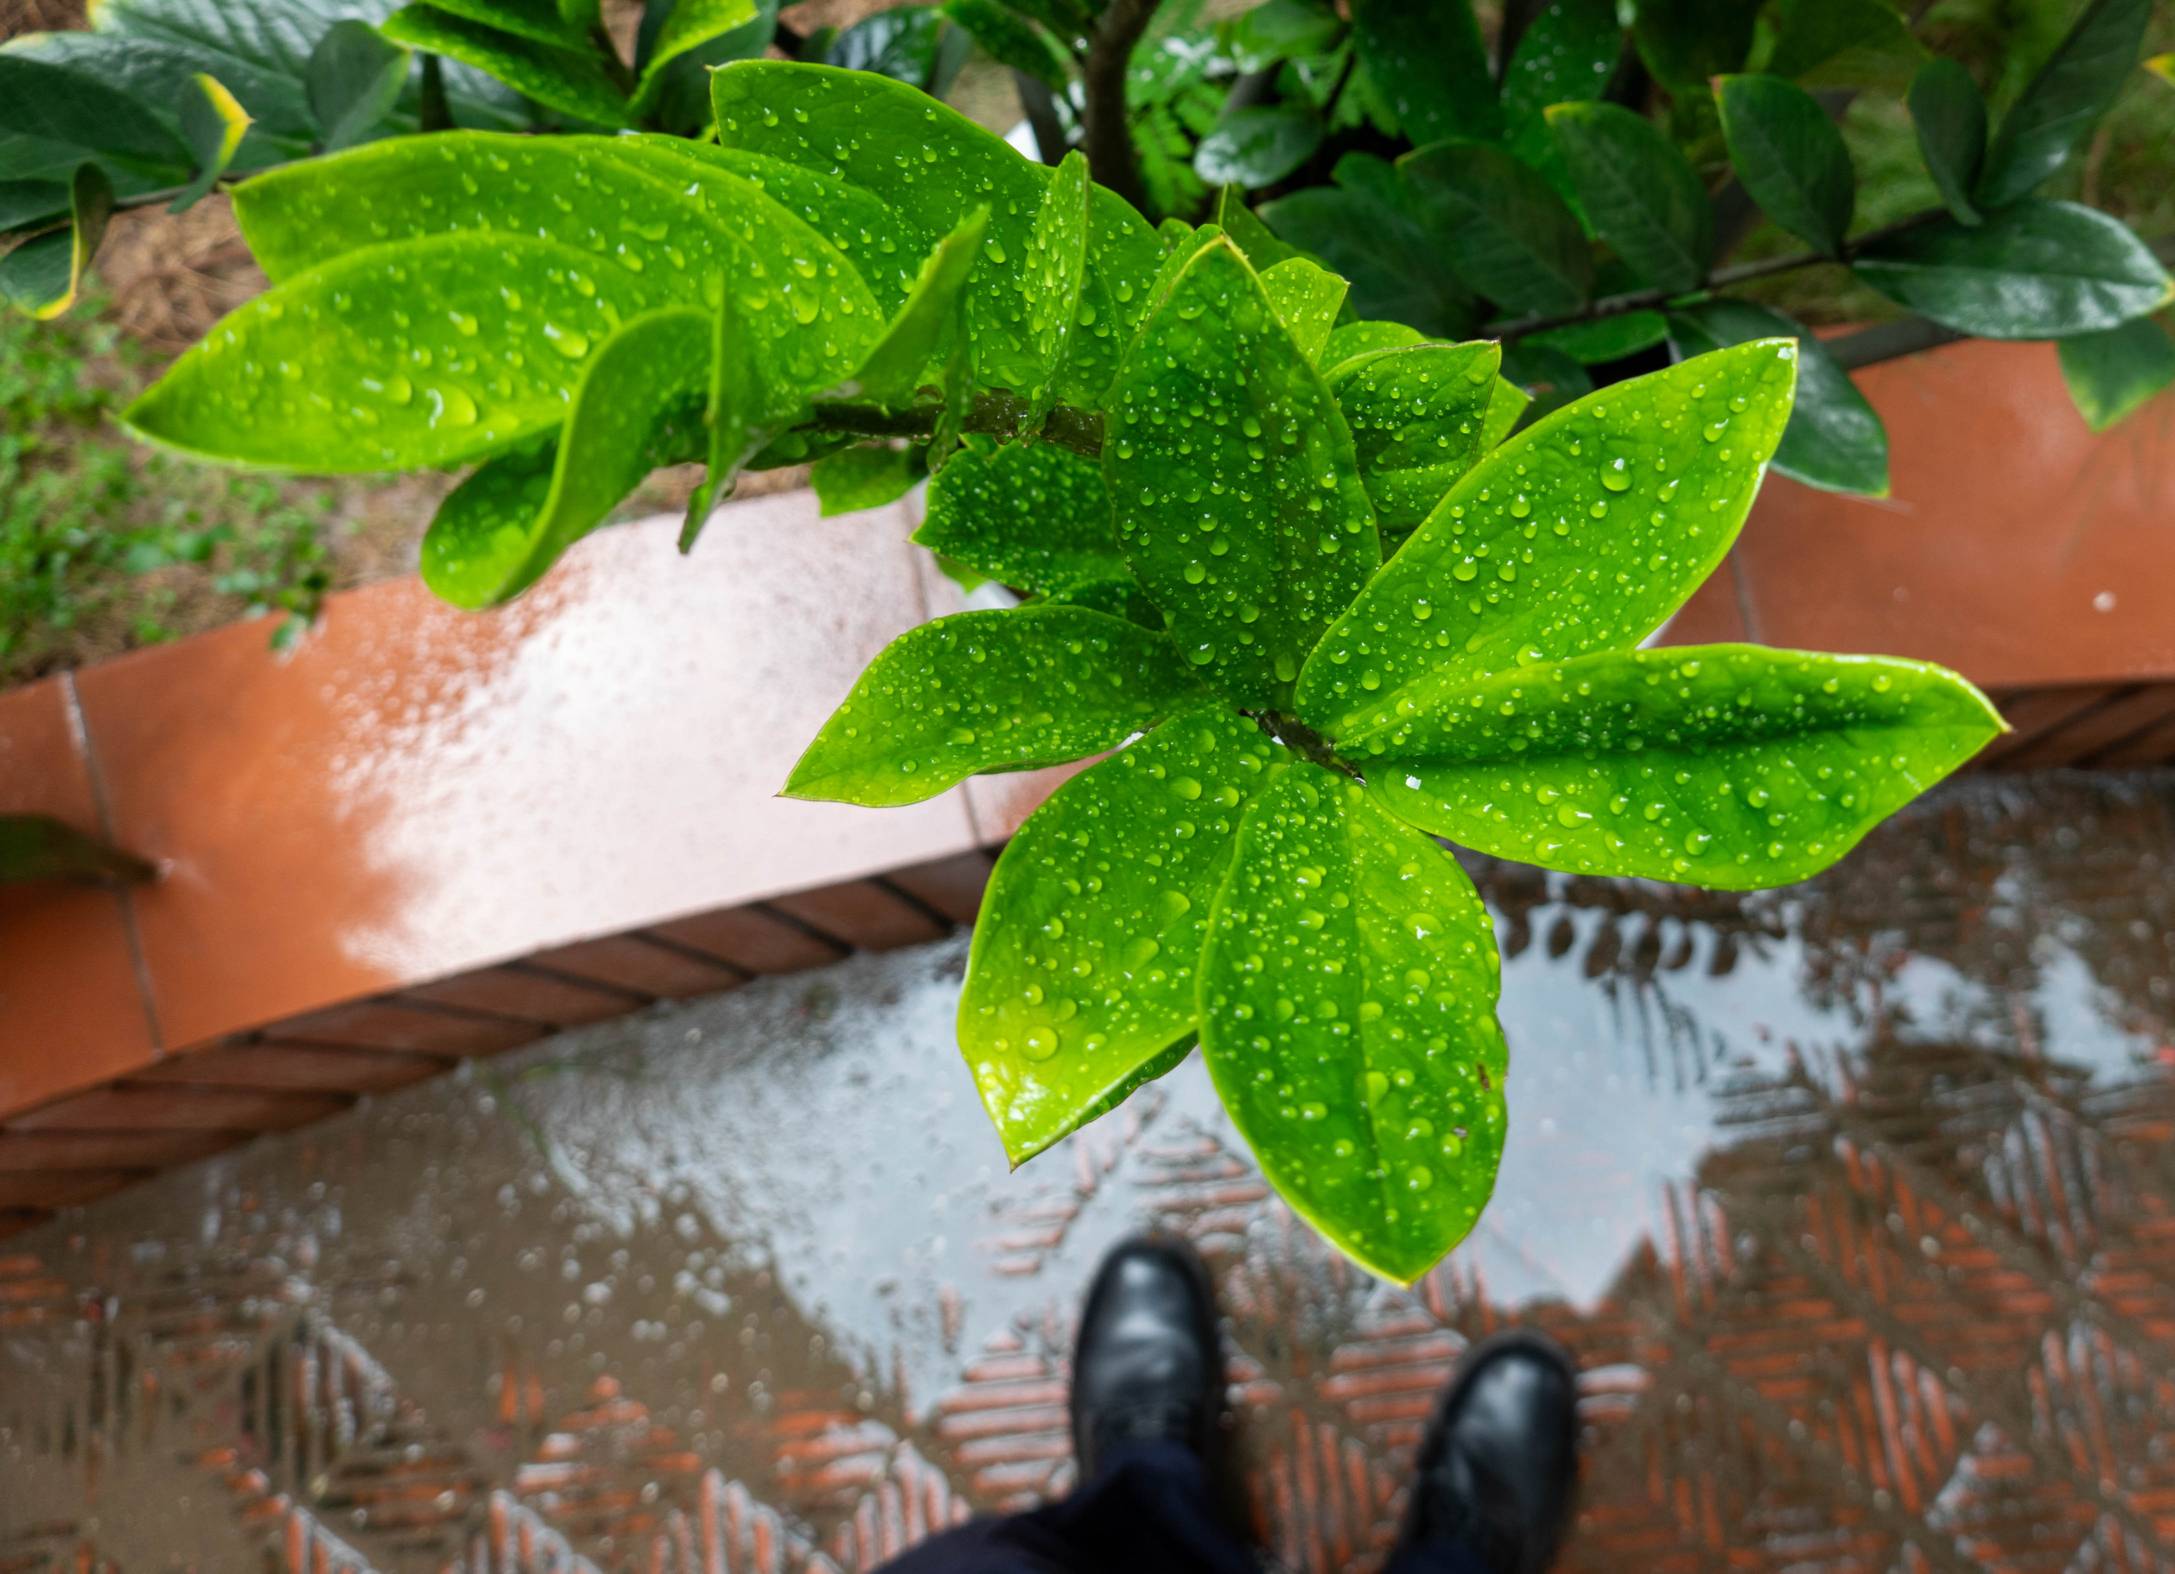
left=812, top=442, right=925, bottom=516
left=1347, top=644, right=2003, bottom=890
left=1399, top=140, right=1593, bottom=317
left=0, top=54, right=190, bottom=174
left=0, top=161, right=113, bottom=320
left=823, top=5, right=957, bottom=92
left=1714, top=75, right=1854, bottom=257
left=0, top=814, right=155, bottom=887
left=1528, top=310, right=1670, bottom=363
left=1481, top=376, right=1530, bottom=446
left=1502, top=0, right=1620, bottom=126
left=1323, top=318, right=1426, bottom=370
left=1212, top=186, right=1298, bottom=269
left=1978, top=0, right=2152, bottom=209
left=1228, top=0, right=1343, bottom=70
left=1259, top=158, right=1476, bottom=337
left=635, top=0, right=763, bottom=112
left=1193, top=106, right=1324, bottom=190
left=839, top=209, right=987, bottom=407
left=233, top=133, right=882, bottom=425
left=378, top=5, right=631, bottom=126
left=1351, top=0, right=1500, bottom=144
left=1021, top=151, right=1089, bottom=426
left=1200, top=763, right=1508, bottom=1285
left=1908, top=58, right=1987, bottom=226
left=125, top=231, right=688, bottom=470
left=943, top=0, right=1068, bottom=84
left=1853, top=201, right=2174, bottom=339
left=1106, top=238, right=1380, bottom=711
left=1329, top=341, right=1502, bottom=539
left=782, top=606, right=1205, bottom=807
left=1547, top=101, right=1713, bottom=292
left=682, top=287, right=761, bottom=549
left=0, top=180, right=70, bottom=237
left=1626, top=0, right=1758, bottom=86
left=2058, top=317, right=2175, bottom=431
left=307, top=19, right=412, bottom=152
left=420, top=0, right=591, bottom=48
left=1258, top=255, right=1348, bottom=362
left=2149, top=53, right=2174, bottom=91
left=711, top=61, right=1162, bottom=406
left=1667, top=299, right=1887, bottom=497
left=1043, top=576, right=1163, bottom=627
left=1297, top=340, right=1798, bottom=734
left=172, top=72, right=251, bottom=212
left=960, top=705, right=1291, bottom=1164
left=1763, top=0, right=1925, bottom=92
left=419, top=305, right=708, bottom=607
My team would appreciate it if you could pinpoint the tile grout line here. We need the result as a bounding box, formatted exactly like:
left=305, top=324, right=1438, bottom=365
left=61, top=671, right=165, bottom=1056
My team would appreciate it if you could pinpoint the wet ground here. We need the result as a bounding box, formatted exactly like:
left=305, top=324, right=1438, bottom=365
left=5, top=771, right=2175, bottom=1573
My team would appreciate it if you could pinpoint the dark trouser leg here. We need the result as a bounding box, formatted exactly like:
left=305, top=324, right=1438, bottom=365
left=872, top=1439, right=1258, bottom=1574
left=1381, top=1533, right=1499, bottom=1574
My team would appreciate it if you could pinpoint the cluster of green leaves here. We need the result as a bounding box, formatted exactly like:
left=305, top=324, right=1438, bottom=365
left=121, top=64, right=2003, bottom=1281
left=0, top=306, right=337, bottom=678
left=987, top=0, right=2175, bottom=490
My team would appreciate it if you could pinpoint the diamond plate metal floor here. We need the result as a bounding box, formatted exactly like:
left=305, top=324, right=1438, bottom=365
left=5, top=772, right=2174, bottom=1572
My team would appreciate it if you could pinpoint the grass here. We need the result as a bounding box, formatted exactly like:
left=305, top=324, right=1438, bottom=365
left=0, top=303, right=344, bottom=684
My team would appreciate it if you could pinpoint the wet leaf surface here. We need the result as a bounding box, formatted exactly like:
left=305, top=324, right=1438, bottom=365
left=912, top=435, right=1123, bottom=595
left=1328, top=341, right=1501, bottom=540
left=962, top=705, right=1290, bottom=1162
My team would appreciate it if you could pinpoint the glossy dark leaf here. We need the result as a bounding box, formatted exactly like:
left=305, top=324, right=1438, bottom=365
left=1978, top=0, right=2152, bottom=208
left=1763, top=0, right=1925, bottom=92
left=1298, top=340, right=1797, bottom=734
left=1229, top=0, right=1343, bottom=70
left=0, top=161, right=113, bottom=320
left=1200, top=763, right=1508, bottom=1285
left=1259, top=157, right=1476, bottom=337
left=306, top=19, right=412, bottom=151
left=1548, top=100, right=1712, bottom=292
left=782, top=606, right=1205, bottom=806
left=635, top=0, right=764, bottom=113
left=1528, top=309, right=1669, bottom=363
left=171, top=73, right=251, bottom=211
left=1714, top=74, right=1854, bottom=256
left=961, top=705, right=1291, bottom=1163
left=912, top=435, right=1122, bottom=593
left=1501, top=0, right=1620, bottom=126
left=1352, top=0, right=1500, bottom=143
left=1349, top=645, right=2003, bottom=889
left=1853, top=201, right=2173, bottom=339
left=1193, top=106, right=1324, bottom=190
left=1105, top=238, right=1380, bottom=712
left=943, top=0, right=1068, bottom=84
left=0, top=55, right=191, bottom=175
left=2058, top=317, right=2175, bottom=431
left=1668, top=299, right=1888, bottom=496
left=0, top=180, right=69, bottom=237
left=1908, top=57, right=1987, bottom=226
left=378, top=5, right=632, bottom=126
left=1399, top=140, right=1593, bottom=316
left=823, top=5, right=957, bottom=93
left=1624, top=0, right=1757, bottom=86
left=423, top=0, right=590, bottom=48
left=421, top=305, right=709, bottom=607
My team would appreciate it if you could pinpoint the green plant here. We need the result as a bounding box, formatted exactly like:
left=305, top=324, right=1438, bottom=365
left=120, top=63, right=2007, bottom=1282
left=0, top=306, right=338, bottom=674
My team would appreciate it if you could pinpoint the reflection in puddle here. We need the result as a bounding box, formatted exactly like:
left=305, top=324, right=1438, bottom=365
left=4, top=773, right=2172, bottom=1571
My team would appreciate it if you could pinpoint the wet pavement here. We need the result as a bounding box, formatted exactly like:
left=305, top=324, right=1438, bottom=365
left=4, top=771, right=2174, bottom=1573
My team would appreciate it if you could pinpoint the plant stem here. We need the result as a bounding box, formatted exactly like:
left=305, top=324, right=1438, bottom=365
left=1822, top=315, right=1966, bottom=371
left=809, top=390, right=1106, bottom=458
left=1014, top=70, right=1070, bottom=166
left=1082, top=0, right=1158, bottom=213
left=1485, top=211, right=1940, bottom=341
left=1249, top=711, right=1358, bottom=779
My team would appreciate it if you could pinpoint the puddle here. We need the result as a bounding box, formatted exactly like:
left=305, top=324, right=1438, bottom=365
left=4, top=771, right=2173, bottom=1571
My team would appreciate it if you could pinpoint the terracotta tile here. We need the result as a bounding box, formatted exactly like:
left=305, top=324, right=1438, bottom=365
left=966, top=760, right=1093, bottom=846
left=2094, top=709, right=2175, bottom=768
left=72, top=492, right=976, bottom=1050
left=264, top=999, right=543, bottom=1056
left=528, top=934, right=749, bottom=1001
left=1733, top=341, right=2175, bottom=689
left=1974, top=686, right=2115, bottom=765
left=0, top=1210, right=47, bottom=1241
left=1652, top=557, right=1754, bottom=646
left=1998, top=686, right=2175, bottom=770
left=131, top=1041, right=449, bottom=1095
left=768, top=880, right=949, bottom=952
left=0, top=1172, right=140, bottom=1210
left=0, top=1129, right=244, bottom=1172
left=0, top=676, right=161, bottom=1119
left=649, top=904, right=848, bottom=974
left=5, top=1085, right=348, bottom=1133
left=887, top=851, right=996, bottom=926
left=399, top=964, right=642, bottom=1027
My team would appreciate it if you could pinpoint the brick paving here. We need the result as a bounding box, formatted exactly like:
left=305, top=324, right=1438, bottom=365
left=3, top=772, right=2173, bottom=1572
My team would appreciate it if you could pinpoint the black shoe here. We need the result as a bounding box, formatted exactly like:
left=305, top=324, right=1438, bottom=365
left=1068, top=1235, right=1225, bottom=1480
left=1394, top=1330, right=1579, bottom=1574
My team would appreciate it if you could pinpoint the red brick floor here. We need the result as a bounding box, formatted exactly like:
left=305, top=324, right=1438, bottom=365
left=2, top=771, right=2173, bottom=1572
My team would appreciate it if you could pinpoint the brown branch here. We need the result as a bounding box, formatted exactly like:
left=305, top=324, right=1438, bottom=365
left=809, top=390, right=1105, bottom=458
left=1081, top=0, right=1158, bottom=213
